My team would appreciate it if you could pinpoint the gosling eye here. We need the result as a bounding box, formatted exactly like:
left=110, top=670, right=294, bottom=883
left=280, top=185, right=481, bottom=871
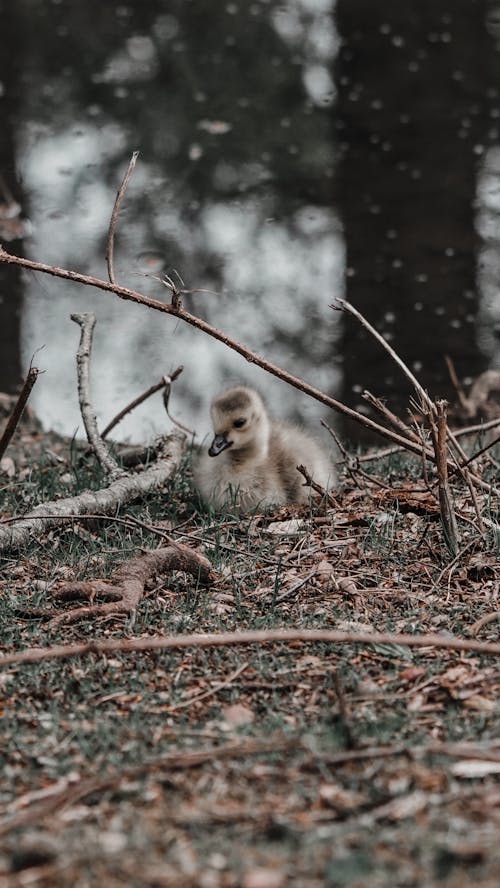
left=233, top=417, right=246, bottom=429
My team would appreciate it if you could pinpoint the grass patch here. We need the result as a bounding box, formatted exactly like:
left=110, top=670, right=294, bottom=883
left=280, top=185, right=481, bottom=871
left=0, top=438, right=499, bottom=885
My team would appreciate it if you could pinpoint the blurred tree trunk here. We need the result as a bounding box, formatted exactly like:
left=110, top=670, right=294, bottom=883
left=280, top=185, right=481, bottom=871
left=0, top=3, right=23, bottom=393
left=334, top=0, right=499, bottom=439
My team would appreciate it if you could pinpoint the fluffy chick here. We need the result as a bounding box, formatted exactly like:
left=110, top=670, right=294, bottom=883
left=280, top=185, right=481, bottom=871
left=193, top=386, right=334, bottom=512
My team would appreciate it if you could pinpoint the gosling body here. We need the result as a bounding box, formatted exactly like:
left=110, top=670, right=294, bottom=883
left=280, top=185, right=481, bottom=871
left=194, top=386, right=334, bottom=512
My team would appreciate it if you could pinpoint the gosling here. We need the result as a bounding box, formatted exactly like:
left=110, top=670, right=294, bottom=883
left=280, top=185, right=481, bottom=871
left=193, top=386, right=335, bottom=512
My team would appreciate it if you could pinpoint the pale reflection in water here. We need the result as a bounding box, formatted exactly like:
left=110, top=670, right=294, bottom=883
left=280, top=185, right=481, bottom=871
left=20, top=127, right=343, bottom=444
left=476, top=146, right=500, bottom=367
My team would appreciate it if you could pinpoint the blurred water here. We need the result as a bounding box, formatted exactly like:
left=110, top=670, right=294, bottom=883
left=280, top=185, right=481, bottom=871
left=0, top=0, right=499, bottom=446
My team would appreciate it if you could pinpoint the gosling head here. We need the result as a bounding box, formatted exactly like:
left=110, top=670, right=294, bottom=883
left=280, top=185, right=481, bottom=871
left=208, top=387, right=269, bottom=458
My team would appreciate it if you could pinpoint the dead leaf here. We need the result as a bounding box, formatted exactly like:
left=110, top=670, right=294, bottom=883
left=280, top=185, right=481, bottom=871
left=221, top=703, right=255, bottom=727
left=336, top=577, right=358, bottom=595
left=242, top=869, right=286, bottom=888
left=319, top=783, right=367, bottom=812
left=407, top=692, right=426, bottom=712
left=399, top=666, right=426, bottom=682
left=374, top=789, right=428, bottom=821
left=450, top=760, right=500, bottom=778
left=462, top=694, right=495, bottom=712
left=265, top=519, right=305, bottom=536
left=0, top=456, right=15, bottom=477
left=315, top=561, right=336, bottom=584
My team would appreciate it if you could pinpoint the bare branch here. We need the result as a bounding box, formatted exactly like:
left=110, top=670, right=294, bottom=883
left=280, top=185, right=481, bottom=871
left=445, top=354, right=469, bottom=411
left=0, top=248, right=443, bottom=456
left=71, top=312, right=124, bottom=478
left=0, top=247, right=498, bottom=498
left=296, top=463, right=337, bottom=506
left=2, top=626, right=500, bottom=670
left=162, top=367, right=195, bottom=434
left=334, top=298, right=434, bottom=413
left=100, top=368, right=183, bottom=440
left=362, top=390, right=420, bottom=443
left=0, top=366, right=39, bottom=460
left=106, top=150, right=139, bottom=284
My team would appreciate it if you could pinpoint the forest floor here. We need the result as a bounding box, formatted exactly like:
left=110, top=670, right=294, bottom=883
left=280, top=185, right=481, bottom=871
left=0, top=402, right=499, bottom=888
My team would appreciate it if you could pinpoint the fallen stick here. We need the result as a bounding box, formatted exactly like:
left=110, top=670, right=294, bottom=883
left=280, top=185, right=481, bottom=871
left=1, top=626, right=500, bottom=669
left=0, top=431, right=185, bottom=551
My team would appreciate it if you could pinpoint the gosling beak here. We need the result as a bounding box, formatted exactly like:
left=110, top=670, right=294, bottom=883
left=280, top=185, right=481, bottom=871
left=208, top=434, right=232, bottom=457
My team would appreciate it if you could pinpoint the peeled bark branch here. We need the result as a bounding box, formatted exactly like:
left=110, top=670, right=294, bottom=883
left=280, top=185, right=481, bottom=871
left=0, top=432, right=185, bottom=551
left=71, top=312, right=124, bottom=478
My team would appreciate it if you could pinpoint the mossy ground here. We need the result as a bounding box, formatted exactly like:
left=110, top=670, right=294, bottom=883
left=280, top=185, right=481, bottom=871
left=0, top=424, right=499, bottom=887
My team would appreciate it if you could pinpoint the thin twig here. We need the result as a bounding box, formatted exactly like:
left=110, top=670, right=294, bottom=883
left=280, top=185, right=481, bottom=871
left=449, top=452, right=486, bottom=535
left=320, top=421, right=393, bottom=491
left=444, top=355, right=469, bottom=410
left=469, top=611, right=500, bottom=636
left=433, top=538, right=478, bottom=590
left=320, top=418, right=359, bottom=484
left=362, top=390, right=420, bottom=443
left=2, top=627, right=500, bottom=670
left=334, top=299, right=433, bottom=414
left=106, top=150, right=139, bottom=284
left=101, top=366, right=184, bottom=440
left=274, top=569, right=317, bottom=605
left=0, top=367, right=39, bottom=460
left=454, top=432, right=500, bottom=472
left=334, top=299, right=495, bottom=492
left=434, top=399, right=459, bottom=555
left=166, top=661, right=250, bottom=711
left=355, top=416, right=500, bottom=462
left=162, top=368, right=195, bottom=434
left=296, top=464, right=337, bottom=506
left=452, top=416, right=500, bottom=438
left=101, top=379, right=166, bottom=439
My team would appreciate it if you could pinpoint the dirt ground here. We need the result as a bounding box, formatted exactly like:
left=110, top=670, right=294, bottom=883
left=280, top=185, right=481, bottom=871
left=0, top=395, right=499, bottom=887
